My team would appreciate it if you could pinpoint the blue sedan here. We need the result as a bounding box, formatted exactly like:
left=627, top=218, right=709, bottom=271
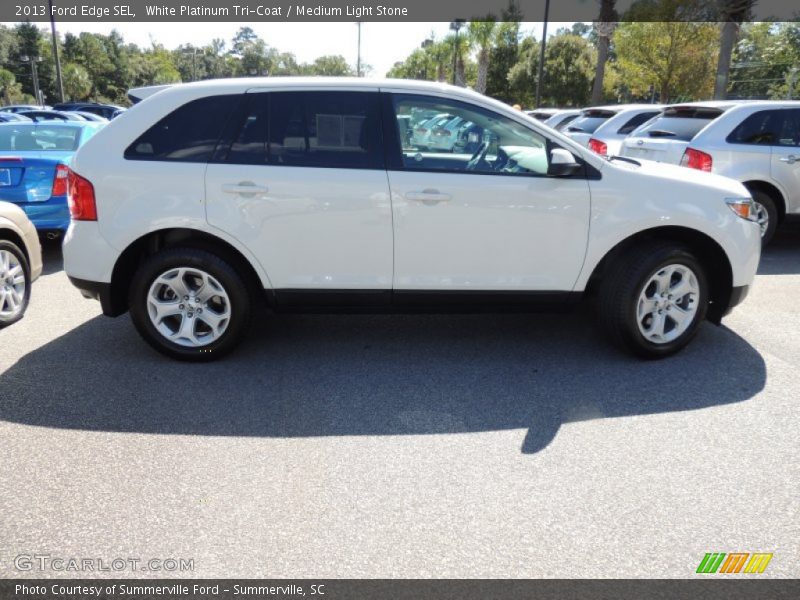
left=0, top=121, right=104, bottom=235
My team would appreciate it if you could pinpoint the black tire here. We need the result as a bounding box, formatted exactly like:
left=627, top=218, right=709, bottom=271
left=749, top=189, right=779, bottom=246
left=128, top=247, right=252, bottom=361
left=598, top=243, right=709, bottom=359
left=0, top=239, right=31, bottom=329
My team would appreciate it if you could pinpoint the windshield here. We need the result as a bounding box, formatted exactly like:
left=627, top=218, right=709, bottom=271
left=630, top=106, right=724, bottom=141
left=0, top=125, right=82, bottom=151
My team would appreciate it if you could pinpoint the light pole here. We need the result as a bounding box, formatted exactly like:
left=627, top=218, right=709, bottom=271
left=20, top=55, right=43, bottom=106
left=450, top=20, right=465, bottom=86
left=789, top=68, right=799, bottom=100
left=355, top=22, right=363, bottom=77
left=183, top=48, right=200, bottom=82
left=47, top=0, right=64, bottom=102
left=534, top=0, right=550, bottom=108
left=421, top=38, right=433, bottom=80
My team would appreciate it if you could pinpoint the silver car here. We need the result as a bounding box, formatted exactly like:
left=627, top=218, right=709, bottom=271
left=542, top=109, right=581, bottom=132
left=0, top=200, right=42, bottom=327
left=619, top=101, right=746, bottom=165
left=585, top=105, right=664, bottom=156
left=564, top=104, right=660, bottom=148
left=676, top=101, right=800, bottom=244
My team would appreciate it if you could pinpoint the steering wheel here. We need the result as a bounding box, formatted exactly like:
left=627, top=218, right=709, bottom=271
left=465, top=141, right=490, bottom=171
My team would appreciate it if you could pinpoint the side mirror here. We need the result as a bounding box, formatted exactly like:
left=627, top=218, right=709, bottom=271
left=548, top=148, right=582, bottom=177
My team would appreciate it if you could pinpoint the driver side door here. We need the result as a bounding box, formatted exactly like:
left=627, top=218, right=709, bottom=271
left=383, top=92, right=591, bottom=292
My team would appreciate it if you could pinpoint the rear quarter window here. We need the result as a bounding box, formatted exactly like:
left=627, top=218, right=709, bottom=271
left=125, top=94, right=241, bottom=162
left=726, top=109, right=800, bottom=146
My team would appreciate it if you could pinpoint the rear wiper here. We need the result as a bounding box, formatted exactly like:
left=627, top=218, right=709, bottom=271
left=608, top=155, right=641, bottom=166
left=567, top=126, right=586, bottom=133
left=647, top=130, right=677, bottom=137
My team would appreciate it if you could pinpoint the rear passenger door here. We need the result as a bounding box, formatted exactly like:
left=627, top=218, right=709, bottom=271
left=769, top=108, right=800, bottom=213
left=205, top=89, right=393, bottom=302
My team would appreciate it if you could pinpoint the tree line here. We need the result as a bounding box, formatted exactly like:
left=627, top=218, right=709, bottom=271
left=0, top=0, right=798, bottom=108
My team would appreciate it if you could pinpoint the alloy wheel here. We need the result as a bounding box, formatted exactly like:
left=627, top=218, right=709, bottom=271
left=146, top=267, right=231, bottom=347
left=0, top=249, right=26, bottom=319
left=636, top=264, right=700, bottom=345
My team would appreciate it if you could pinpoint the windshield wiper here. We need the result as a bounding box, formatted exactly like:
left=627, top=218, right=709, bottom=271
left=607, top=155, right=641, bottom=166
left=647, top=130, right=677, bottom=137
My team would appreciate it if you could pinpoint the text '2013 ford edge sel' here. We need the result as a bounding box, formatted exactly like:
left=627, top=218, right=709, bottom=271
left=62, top=79, right=760, bottom=361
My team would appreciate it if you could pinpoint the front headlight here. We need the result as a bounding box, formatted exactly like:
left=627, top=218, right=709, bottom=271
left=725, top=197, right=756, bottom=221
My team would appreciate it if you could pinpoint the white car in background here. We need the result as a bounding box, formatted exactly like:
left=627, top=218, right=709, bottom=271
left=62, top=78, right=759, bottom=361
left=678, top=101, right=800, bottom=244
left=619, top=101, right=746, bottom=165
left=564, top=104, right=660, bottom=148
left=0, top=201, right=42, bottom=327
left=543, top=109, right=581, bottom=132
left=526, top=108, right=560, bottom=121
left=587, top=105, right=664, bottom=157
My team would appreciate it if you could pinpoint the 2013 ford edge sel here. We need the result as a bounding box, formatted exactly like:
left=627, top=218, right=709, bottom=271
left=62, top=79, right=760, bottom=361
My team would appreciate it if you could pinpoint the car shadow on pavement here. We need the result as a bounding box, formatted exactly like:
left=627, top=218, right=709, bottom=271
left=759, top=215, right=800, bottom=276
left=0, top=306, right=766, bottom=454
left=39, top=238, right=64, bottom=275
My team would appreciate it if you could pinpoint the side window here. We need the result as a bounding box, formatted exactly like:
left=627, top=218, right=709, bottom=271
left=125, top=94, right=240, bottom=162
left=224, top=93, right=268, bottom=164
left=268, top=91, right=382, bottom=169
left=727, top=110, right=784, bottom=146
left=391, top=94, right=550, bottom=176
left=617, top=111, right=659, bottom=135
left=777, top=109, right=800, bottom=147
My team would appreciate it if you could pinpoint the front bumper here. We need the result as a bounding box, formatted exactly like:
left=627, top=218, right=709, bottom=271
left=724, top=285, right=750, bottom=316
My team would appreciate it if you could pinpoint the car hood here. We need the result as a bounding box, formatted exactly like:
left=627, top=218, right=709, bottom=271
left=608, top=157, right=750, bottom=197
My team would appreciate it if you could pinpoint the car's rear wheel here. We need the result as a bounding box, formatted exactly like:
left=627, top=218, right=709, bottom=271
left=129, top=247, right=251, bottom=361
left=748, top=189, right=778, bottom=246
left=0, top=240, right=31, bottom=328
left=599, top=243, right=708, bottom=358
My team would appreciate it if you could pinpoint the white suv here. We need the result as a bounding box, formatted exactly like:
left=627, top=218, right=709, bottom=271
left=678, top=101, right=800, bottom=245
left=62, top=79, right=760, bottom=361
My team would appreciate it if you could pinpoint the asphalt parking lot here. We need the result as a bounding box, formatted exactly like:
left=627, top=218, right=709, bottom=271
left=1, top=221, right=799, bottom=579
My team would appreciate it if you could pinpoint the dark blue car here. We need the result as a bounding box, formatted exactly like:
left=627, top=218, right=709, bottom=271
left=0, top=121, right=103, bottom=235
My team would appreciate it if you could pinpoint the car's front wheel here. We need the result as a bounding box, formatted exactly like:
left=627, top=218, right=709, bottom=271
left=0, top=240, right=31, bottom=328
left=749, top=189, right=778, bottom=246
left=599, top=243, right=709, bottom=358
left=129, top=248, right=252, bottom=361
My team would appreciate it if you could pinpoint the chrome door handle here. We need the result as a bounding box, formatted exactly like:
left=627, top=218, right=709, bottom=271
left=779, top=155, right=797, bottom=164
left=405, top=189, right=452, bottom=204
left=221, top=182, right=269, bottom=195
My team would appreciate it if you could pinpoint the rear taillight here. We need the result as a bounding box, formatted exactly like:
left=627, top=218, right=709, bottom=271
left=67, top=168, right=97, bottom=221
left=51, top=163, right=69, bottom=197
left=680, top=148, right=713, bottom=172
left=588, top=138, right=608, bottom=156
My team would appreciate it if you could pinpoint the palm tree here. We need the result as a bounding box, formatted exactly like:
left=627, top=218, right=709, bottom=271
left=428, top=40, right=451, bottom=83
left=468, top=20, right=497, bottom=94
left=590, top=0, right=617, bottom=105
left=713, top=0, right=755, bottom=99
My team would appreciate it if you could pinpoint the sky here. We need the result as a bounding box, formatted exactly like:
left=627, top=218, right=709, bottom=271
left=45, top=21, right=576, bottom=78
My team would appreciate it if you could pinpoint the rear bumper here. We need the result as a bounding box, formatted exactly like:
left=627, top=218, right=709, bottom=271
left=67, top=276, right=120, bottom=316
left=19, top=198, right=70, bottom=232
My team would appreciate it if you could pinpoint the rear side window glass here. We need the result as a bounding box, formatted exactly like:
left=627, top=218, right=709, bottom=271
left=268, top=91, right=382, bottom=169
left=727, top=109, right=800, bottom=146
left=224, top=93, right=268, bottom=164
left=630, top=106, right=723, bottom=141
left=566, top=110, right=616, bottom=134
left=125, top=94, right=240, bottom=162
left=617, top=111, right=659, bottom=135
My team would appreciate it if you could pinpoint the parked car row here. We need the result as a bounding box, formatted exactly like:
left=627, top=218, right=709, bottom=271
left=550, top=99, right=800, bottom=245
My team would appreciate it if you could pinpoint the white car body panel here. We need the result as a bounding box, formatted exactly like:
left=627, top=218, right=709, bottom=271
left=388, top=170, right=591, bottom=290
left=64, top=77, right=759, bottom=307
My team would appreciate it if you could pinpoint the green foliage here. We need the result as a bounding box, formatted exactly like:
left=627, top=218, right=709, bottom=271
left=729, top=22, right=800, bottom=99
left=613, top=21, right=719, bottom=102
left=62, top=63, right=92, bottom=100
